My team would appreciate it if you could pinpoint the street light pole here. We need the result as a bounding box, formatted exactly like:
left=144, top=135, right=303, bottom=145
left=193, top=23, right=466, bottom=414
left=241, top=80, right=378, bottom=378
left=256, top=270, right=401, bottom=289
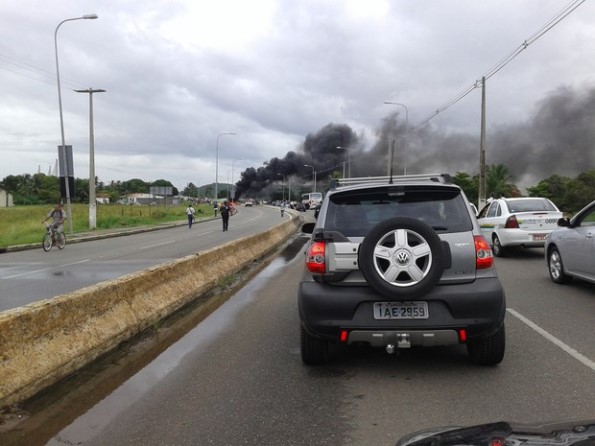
left=75, top=88, right=105, bottom=230
left=215, top=132, right=235, bottom=203
left=384, top=101, right=409, bottom=175
left=55, top=14, right=98, bottom=236
left=336, top=146, right=351, bottom=178
left=231, top=158, right=244, bottom=200
left=304, top=164, right=316, bottom=193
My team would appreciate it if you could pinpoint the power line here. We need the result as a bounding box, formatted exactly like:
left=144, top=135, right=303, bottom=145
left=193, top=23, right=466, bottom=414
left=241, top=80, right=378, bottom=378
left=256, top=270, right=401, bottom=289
left=0, top=50, right=89, bottom=90
left=416, top=0, right=586, bottom=128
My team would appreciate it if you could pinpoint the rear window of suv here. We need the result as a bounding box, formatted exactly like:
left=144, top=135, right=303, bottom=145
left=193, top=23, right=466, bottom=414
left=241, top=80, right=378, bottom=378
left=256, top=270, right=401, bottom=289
left=324, top=185, right=473, bottom=237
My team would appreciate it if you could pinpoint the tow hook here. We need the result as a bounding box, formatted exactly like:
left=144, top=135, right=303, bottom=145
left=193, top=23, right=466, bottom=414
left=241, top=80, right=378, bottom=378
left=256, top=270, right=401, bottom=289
left=386, top=334, right=411, bottom=354
left=396, top=333, right=411, bottom=348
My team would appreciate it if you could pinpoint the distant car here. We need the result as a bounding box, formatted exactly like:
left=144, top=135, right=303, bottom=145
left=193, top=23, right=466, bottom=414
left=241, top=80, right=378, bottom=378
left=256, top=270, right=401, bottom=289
left=545, top=200, right=595, bottom=285
left=477, top=197, right=563, bottom=257
left=245, top=200, right=253, bottom=207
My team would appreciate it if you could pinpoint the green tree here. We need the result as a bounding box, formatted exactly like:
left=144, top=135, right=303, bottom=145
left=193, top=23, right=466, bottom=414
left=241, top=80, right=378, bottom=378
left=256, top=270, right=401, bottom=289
left=182, top=182, right=199, bottom=198
left=35, top=174, right=60, bottom=203
left=486, top=164, right=519, bottom=198
left=452, top=172, right=478, bottom=203
left=527, top=174, right=570, bottom=206
left=562, top=170, right=595, bottom=213
left=122, top=178, right=149, bottom=194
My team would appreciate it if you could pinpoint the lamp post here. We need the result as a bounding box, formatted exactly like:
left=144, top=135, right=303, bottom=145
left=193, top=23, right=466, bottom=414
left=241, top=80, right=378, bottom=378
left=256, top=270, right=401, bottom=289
left=384, top=101, right=409, bottom=175
left=75, top=88, right=105, bottom=230
left=231, top=158, right=244, bottom=200
left=304, top=164, right=316, bottom=193
left=215, top=132, right=235, bottom=202
left=277, top=173, right=286, bottom=202
left=336, top=146, right=351, bottom=178
left=55, top=14, right=98, bottom=235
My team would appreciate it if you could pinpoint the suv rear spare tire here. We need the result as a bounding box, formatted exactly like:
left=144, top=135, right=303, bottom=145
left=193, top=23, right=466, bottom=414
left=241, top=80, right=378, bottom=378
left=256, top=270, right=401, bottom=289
left=359, top=217, right=445, bottom=299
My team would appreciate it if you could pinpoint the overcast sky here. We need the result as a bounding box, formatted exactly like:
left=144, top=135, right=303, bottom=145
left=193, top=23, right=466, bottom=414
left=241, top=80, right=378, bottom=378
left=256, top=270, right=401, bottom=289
left=0, top=0, right=593, bottom=191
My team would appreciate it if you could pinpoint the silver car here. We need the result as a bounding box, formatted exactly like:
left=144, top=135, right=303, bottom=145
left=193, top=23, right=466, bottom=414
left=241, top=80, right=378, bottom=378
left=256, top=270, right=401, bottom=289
left=545, top=200, right=595, bottom=284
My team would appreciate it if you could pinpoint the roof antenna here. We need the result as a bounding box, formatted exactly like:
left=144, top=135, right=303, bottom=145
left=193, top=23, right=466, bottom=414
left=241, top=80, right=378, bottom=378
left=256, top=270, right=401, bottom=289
left=388, top=139, right=395, bottom=184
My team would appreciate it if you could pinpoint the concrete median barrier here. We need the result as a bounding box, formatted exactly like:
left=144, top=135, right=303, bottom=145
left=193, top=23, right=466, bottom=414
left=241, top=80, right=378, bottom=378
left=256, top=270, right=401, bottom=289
left=0, top=215, right=302, bottom=409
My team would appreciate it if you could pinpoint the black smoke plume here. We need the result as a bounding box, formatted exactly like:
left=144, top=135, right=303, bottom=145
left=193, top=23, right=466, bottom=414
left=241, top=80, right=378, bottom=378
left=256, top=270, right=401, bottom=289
left=234, top=123, right=360, bottom=199
left=235, top=83, right=595, bottom=198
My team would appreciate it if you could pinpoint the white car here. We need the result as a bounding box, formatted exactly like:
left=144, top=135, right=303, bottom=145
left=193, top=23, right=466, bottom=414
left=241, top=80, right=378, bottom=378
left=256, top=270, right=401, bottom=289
left=477, top=197, right=563, bottom=257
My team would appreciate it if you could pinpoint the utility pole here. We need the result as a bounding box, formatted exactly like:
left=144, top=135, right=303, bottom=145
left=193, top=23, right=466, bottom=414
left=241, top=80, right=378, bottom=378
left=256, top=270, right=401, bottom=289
left=75, top=88, right=105, bottom=230
left=478, top=77, right=487, bottom=211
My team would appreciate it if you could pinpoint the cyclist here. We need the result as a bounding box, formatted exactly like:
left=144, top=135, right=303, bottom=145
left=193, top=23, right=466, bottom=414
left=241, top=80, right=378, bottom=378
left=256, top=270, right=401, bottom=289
left=42, top=203, right=67, bottom=236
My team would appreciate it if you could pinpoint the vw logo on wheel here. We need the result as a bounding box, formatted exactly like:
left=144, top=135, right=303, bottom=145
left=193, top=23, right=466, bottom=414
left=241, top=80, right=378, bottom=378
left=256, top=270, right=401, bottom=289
left=395, top=250, right=410, bottom=265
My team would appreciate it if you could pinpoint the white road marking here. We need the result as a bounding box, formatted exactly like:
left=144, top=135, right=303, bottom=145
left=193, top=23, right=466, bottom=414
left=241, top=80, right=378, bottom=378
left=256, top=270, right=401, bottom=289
left=1, top=259, right=91, bottom=279
left=507, top=308, right=595, bottom=372
left=141, top=240, right=176, bottom=250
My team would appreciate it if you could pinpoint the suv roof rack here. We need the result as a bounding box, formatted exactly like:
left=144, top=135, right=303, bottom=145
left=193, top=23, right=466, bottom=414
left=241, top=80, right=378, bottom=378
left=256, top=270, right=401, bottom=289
left=334, top=173, right=452, bottom=188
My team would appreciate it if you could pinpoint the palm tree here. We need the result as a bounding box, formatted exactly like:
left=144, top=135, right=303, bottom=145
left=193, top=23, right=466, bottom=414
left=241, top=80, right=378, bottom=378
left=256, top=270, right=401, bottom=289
left=486, top=164, right=518, bottom=198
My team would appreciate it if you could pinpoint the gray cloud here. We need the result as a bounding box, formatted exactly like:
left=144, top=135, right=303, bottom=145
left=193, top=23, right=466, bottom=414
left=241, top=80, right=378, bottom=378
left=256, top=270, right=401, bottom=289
left=1, top=0, right=594, bottom=192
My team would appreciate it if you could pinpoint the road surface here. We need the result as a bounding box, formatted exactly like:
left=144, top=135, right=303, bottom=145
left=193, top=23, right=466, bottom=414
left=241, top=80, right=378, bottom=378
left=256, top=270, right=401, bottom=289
left=2, top=243, right=592, bottom=445
left=0, top=205, right=287, bottom=311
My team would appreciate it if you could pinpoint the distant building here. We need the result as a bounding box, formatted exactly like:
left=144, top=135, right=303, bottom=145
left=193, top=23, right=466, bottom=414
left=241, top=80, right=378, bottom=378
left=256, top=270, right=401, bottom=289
left=0, top=189, right=14, bottom=207
left=118, top=193, right=157, bottom=205
left=96, top=194, right=110, bottom=204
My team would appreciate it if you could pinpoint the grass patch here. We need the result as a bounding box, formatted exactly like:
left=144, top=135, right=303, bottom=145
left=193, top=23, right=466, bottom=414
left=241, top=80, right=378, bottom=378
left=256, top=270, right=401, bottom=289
left=0, top=203, right=214, bottom=249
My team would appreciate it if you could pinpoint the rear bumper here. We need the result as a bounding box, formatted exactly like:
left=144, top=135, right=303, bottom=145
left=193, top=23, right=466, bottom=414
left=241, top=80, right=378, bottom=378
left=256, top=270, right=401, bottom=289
left=298, top=278, right=506, bottom=345
left=495, top=229, right=551, bottom=247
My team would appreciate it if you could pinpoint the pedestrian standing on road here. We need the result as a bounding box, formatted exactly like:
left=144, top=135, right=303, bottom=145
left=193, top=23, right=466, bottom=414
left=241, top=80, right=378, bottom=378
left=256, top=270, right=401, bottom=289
left=220, top=200, right=230, bottom=231
left=213, top=201, right=218, bottom=217
left=186, top=203, right=196, bottom=228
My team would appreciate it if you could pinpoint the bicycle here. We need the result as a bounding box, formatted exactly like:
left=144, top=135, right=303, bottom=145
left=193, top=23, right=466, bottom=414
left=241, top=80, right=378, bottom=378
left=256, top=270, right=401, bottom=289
left=42, top=224, right=66, bottom=252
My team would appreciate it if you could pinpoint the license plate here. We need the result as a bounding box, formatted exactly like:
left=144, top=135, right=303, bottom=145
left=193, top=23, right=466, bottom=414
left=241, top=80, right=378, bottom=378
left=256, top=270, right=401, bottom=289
left=373, top=302, right=429, bottom=320
left=532, top=233, right=546, bottom=241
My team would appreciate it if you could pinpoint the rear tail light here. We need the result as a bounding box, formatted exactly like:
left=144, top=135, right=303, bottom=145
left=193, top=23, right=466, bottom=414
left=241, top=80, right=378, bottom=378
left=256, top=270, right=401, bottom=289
left=458, top=329, right=467, bottom=343
left=306, top=240, right=326, bottom=274
left=340, top=330, right=349, bottom=343
left=504, top=215, right=519, bottom=228
left=474, top=235, right=493, bottom=269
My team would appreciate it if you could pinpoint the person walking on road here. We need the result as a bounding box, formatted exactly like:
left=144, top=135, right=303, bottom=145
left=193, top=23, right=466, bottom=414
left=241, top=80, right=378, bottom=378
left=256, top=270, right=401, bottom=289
left=220, top=200, right=230, bottom=231
left=186, top=203, right=196, bottom=228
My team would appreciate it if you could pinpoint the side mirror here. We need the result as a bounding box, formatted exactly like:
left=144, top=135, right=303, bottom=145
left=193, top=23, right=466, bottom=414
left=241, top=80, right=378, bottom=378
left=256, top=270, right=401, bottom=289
left=557, top=217, right=570, bottom=227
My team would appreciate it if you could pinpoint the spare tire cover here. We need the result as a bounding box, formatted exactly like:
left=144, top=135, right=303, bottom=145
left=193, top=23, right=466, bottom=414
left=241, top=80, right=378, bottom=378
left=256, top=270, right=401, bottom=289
left=359, top=217, right=445, bottom=299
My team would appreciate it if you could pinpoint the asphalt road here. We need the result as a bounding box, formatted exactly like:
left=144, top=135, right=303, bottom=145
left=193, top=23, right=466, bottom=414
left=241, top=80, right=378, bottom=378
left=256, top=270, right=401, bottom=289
left=0, top=205, right=287, bottom=311
left=5, top=242, right=591, bottom=446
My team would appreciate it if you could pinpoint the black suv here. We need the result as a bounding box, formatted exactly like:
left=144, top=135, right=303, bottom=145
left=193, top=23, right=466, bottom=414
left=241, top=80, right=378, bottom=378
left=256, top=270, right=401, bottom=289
left=298, top=174, right=506, bottom=365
